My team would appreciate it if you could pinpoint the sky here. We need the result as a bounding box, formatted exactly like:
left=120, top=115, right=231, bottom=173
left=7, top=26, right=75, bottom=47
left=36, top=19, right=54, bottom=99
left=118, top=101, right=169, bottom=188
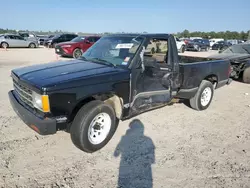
left=1, top=0, right=250, bottom=33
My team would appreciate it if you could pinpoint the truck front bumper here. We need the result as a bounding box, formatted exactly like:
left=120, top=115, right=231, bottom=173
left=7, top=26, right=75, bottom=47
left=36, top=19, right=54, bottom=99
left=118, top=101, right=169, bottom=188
left=8, top=90, right=57, bottom=135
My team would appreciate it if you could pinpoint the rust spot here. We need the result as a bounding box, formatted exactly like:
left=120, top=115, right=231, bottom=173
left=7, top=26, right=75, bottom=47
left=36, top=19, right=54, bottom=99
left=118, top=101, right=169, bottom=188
left=30, top=125, right=40, bottom=133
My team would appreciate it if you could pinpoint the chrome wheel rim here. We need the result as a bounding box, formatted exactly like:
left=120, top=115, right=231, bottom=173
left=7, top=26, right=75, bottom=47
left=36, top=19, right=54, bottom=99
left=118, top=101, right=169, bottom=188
left=74, top=49, right=82, bottom=59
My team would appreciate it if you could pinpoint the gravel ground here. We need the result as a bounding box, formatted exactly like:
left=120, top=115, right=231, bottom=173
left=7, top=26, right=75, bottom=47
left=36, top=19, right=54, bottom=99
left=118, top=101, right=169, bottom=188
left=0, top=47, right=249, bottom=188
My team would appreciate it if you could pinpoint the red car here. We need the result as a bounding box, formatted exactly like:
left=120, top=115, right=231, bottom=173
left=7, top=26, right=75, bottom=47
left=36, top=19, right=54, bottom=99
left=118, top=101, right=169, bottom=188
left=55, top=36, right=101, bottom=59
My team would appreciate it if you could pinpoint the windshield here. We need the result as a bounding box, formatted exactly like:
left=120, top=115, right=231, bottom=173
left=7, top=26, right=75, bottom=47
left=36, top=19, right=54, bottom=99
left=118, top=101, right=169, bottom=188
left=193, top=39, right=202, bottom=43
left=217, top=41, right=224, bottom=44
left=222, top=44, right=250, bottom=54
left=71, top=36, right=85, bottom=42
left=81, top=36, right=144, bottom=67
left=52, top=34, right=60, bottom=39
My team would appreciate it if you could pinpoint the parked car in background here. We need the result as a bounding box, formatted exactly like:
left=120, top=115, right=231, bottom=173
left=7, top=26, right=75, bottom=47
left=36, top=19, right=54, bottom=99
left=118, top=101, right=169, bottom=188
left=0, top=33, right=39, bottom=48
left=18, top=31, right=38, bottom=43
left=37, top=35, right=50, bottom=45
left=227, top=39, right=244, bottom=45
left=38, top=35, right=54, bottom=45
left=186, top=39, right=210, bottom=51
left=55, top=36, right=101, bottom=58
left=212, top=40, right=232, bottom=50
left=44, top=33, right=78, bottom=48
left=209, top=42, right=250, bottom=83
left=175, top=37, right=186, bottom=53
left=209, top=38, right=224, bottom=48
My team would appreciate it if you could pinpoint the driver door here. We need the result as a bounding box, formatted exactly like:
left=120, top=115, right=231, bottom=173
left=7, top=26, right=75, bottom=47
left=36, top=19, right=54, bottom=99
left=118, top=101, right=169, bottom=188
left=130, top=38, right=174, bottom=115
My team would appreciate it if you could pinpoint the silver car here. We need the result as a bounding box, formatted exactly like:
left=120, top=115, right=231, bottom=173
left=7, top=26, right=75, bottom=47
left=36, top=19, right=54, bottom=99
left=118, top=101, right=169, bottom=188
left=0, top=34, right=39, bottom=48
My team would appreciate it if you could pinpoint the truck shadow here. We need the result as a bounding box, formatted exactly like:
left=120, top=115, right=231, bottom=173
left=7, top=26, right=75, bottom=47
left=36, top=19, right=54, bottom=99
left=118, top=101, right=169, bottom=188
left=114, top=119, right=155, bottom=188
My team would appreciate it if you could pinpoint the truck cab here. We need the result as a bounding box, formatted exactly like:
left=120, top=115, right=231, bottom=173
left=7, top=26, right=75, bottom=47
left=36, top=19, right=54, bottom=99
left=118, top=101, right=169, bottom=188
left=8, top=34, right=232, bottom=153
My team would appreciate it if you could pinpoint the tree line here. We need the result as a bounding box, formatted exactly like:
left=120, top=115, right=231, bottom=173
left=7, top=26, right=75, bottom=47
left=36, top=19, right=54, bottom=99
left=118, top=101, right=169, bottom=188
left=176, top=29, right=250, bottom=40
left=0, top=28, right=249, bottom=40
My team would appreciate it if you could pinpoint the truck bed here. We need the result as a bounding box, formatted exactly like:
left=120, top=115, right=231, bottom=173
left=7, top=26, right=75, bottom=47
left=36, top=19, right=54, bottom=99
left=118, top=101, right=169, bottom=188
left=179, top=55, right=214, bottom=64
left=178, top=55, right=230, bottom=91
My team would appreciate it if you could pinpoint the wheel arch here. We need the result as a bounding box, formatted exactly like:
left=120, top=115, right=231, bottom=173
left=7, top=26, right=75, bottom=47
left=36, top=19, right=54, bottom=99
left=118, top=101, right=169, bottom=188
left=203, top=74, right=218, bottom=88
left=68, top=93, right=123, bottom=123
left=1, top=41, right=9, bottom=47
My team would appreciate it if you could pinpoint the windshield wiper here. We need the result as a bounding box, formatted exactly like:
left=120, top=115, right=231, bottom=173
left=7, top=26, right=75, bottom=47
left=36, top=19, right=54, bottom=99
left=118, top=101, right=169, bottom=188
left=89, top=58, right=116, bottom=67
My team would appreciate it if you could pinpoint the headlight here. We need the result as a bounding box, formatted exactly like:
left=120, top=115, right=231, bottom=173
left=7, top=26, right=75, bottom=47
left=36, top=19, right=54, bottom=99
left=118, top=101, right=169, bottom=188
left=32, top=91, right=50, bottom=112
left=61, top=45, right=71, bottom=48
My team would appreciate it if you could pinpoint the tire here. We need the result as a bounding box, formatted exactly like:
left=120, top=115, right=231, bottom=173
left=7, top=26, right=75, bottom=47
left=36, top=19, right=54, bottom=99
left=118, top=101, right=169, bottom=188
left=52, top=43, right=57, bottom=48
left=151, top=48, right=155, bottom=54
left=189, top=80, right=214, bottom=111
left=73, top=48, right=83, bottom=59
left=70, top=100, right=118, bottom=153
left=180, top=45, right=185, bottom=53
left=243, top=67, right=250, bottom=84
left=1, top=42, right=9, bottom=48
left=29, top=43, right=36, bottom=48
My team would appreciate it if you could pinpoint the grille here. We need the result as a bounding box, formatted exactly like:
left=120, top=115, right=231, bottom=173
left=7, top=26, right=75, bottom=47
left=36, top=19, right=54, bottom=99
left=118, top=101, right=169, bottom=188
left=13, top=79, right=34, bottom=108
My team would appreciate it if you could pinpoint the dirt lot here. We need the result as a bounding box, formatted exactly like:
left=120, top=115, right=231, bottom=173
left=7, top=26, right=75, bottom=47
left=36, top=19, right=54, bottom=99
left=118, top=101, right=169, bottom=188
left=0, top=47, right=250, bottom=188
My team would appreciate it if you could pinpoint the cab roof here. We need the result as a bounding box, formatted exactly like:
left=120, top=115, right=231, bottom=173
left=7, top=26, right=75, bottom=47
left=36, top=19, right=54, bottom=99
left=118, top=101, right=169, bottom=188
left=104, top=33, right=171, bottom=39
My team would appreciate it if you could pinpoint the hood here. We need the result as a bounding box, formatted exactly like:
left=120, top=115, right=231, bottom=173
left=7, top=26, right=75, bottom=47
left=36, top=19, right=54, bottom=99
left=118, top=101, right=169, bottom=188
left=208, top=53, right=250, bottom=60
left=12, top=59, right=130, bottom=92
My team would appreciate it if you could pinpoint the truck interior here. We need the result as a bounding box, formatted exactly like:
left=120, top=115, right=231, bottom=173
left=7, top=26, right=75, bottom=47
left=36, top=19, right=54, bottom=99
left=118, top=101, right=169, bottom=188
left=131, top=37, right=174, bottom=114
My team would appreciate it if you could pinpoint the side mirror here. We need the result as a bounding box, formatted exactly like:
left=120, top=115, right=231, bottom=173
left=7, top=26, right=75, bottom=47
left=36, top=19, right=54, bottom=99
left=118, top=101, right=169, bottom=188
left=85, top=40, right=90, bottom=44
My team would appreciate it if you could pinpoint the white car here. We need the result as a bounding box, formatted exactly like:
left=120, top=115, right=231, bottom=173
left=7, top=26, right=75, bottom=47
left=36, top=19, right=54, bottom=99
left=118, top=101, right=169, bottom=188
left=209, top=38, right=224, bottom=48
left=175, top=37, right=186, bottom=53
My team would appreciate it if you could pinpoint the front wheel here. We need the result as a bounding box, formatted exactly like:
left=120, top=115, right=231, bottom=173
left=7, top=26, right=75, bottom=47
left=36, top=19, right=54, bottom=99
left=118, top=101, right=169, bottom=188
left=1, top=42, right=9, bottom=48
left=70, top=100, right=118, bottom=153
left=189, top=80, right=214, bottom=111
left=73, top=48, right=82, bottom=59
left=180, top=45, right=185, bottom=53
left=29, top=43, right=36, bottom=48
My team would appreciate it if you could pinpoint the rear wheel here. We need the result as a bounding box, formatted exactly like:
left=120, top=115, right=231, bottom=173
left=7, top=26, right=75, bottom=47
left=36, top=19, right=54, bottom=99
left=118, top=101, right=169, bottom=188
left=1, top=42, right=9, bottom=48
left=180, top=45, right=185, bottom=53
left=189, top=80, right=214, bottom=111
left=73, top=48, right=82, bottom=59
left=29, top=43, right=36, bottom=48
left=70, top=100, right=118, bottom=153
left=243, top=67, right=250, bottom=84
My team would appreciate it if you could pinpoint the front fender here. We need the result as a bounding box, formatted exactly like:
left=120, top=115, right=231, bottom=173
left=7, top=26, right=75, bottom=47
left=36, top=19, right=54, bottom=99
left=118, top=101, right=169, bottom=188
left=48, top=81, right=130, bottom=118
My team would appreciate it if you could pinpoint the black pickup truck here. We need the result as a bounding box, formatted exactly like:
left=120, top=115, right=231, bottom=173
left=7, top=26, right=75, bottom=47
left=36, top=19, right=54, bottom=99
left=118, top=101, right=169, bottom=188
left=8, top=34, right=232, bottom=153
